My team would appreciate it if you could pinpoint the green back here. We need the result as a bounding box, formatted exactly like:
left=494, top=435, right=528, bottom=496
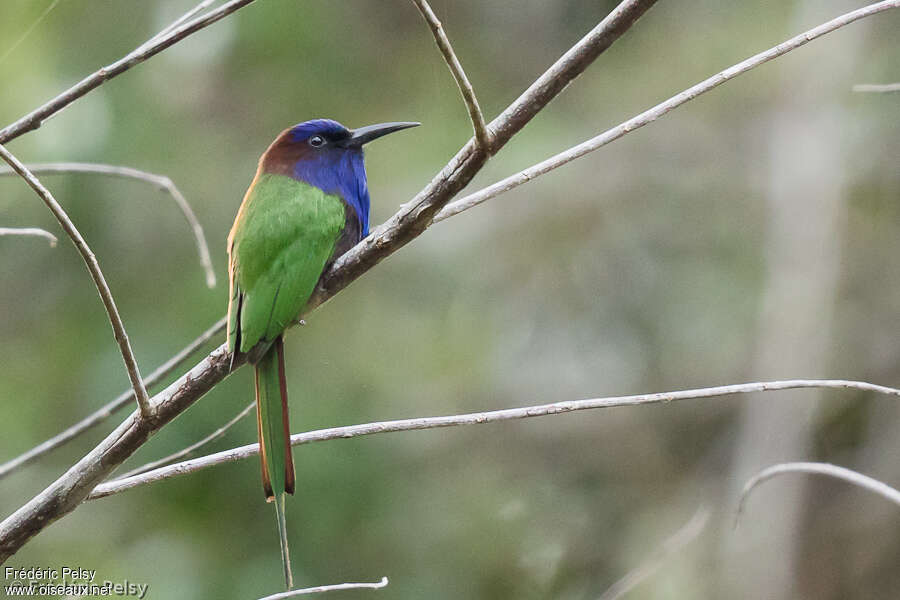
left=228, top=174, right=346, bottom=353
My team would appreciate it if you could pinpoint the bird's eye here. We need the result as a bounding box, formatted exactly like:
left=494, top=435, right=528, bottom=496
left=309, top=135, right=325, bottom=148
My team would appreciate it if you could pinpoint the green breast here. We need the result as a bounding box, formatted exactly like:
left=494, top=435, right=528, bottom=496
left=230, top=174, right=346, bottom=351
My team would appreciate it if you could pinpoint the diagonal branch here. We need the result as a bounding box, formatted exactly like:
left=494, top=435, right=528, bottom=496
left=139, top=0, right=220, bottom=51
left=736, top=462, right=900, bottom=524
left=0, top=0, right=659, bottom=561
left=435, top=0, right=900, bottom=222
left=0, top=0, right=259, bottom=145
left=411, top=0, right=491, bottom=151
left=88, top=379, right=900, bottom=500
left=0, top=145, right=153, bottom=420
left=305, top=0, right=659, bottom=312
left=0, top=226, right=57, bottom=246
left=0, top=162, right=217, bottom=288
left=0, top=318, right=225, bottom=481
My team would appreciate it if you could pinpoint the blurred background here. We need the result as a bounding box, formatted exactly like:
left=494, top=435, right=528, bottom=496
left=1, top=1, right=898, bottom=598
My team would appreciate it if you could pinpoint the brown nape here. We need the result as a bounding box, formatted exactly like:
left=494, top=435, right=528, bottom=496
left=259, top=128, right=311, bottom=177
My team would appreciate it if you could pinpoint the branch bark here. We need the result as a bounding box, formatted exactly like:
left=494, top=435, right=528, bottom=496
left=0, top=0, right=659, bottom=561
left=0, top=145, right=153, bottom=419
left=88, top=379, right=899, bottom=500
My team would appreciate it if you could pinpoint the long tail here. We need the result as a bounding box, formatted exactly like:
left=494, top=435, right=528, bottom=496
left=255, top=335, right=295, bottom=589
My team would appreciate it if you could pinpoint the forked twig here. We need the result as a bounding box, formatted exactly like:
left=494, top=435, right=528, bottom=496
left=435, top=0, right=900, bottom=222
left=411, top=0, right=491, bottom=151
left=0, top=317, right=224, bottom=480
left=0, top=162, right=216, bottom=287
left=0, top=145, right=153, bottom=419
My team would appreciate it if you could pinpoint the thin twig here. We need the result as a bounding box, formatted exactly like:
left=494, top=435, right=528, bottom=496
left=851, top=82, right=900, bottom=92
left=597, top=507, right=710, bottom=600
left=0, top=317, right=224, bottom=480
left=435, top=0, right=900, bottom=222
left=0, top=162, right=216, bottom=287
left=88, top=379, right=900, bottom=500
left=0, top=145, right=153, bottom=419
left=258, top=577, right=388, bottom=600
left=0, top=227, right=57, bottom=246
left=139, top=0, right=220, bottom=50
left=0, top=0, right=259, bottom=145
left=411, top=0, right=491, bottom=151
left=0, top=0, right=63, bottom=66
left=736, top=462, right=900, bottom=526
left=115, top=400, right=254, bottom=480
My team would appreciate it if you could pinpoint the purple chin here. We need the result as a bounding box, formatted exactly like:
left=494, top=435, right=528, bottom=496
left=292, top=148, right=370, bottom=237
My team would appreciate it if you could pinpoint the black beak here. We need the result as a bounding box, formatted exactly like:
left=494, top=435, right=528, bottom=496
left=341, top=121, right=420, bottom=148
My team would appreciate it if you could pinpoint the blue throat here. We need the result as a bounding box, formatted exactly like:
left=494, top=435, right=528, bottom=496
left=291, top=149, right=370, bottom=237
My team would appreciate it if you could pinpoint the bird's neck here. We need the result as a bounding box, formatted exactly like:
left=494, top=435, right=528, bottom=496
left=259, top=132, right=370, bottom=236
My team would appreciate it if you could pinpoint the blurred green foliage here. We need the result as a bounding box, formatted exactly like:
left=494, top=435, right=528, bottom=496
left=0, top=1, right=898, bottom=598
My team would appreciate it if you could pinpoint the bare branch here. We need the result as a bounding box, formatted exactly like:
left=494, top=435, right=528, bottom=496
left=0, top=0, right=259, bottom=145
left=139, top=0, right=219, bottom=50
left=307, top=0, right=658, bottom=312
left=0, top=317, right=224, bottom=481
left=11, top=0, right=887, bottom=560
left=0, top=162, right=217, bottom=288
left=436, top=0, right=900, bottom=222
left=597, top=508, right=709, bottom=600
left=115, top=400, right=254, bottom=480
left=411, top=0, right=491, bottom=151
left=0, top=344, right=238, bottom=562
left=0, top=145, right=153, bottom=419
left=88, top=379, right=900, bottom=500
left=736, top=462, right=900, bottom=525
left=258, top=577, right=388, bottom=600
left=0, top=226, right=57, bottom=246
left=852, top=82, right=900, bottom=92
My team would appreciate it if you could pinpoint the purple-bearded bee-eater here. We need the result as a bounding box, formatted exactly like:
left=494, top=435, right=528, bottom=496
left=226, top=119, right=418, bottom=589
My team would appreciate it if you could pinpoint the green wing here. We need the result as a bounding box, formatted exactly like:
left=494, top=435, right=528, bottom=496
left=228, top=173, right=346, bottom=353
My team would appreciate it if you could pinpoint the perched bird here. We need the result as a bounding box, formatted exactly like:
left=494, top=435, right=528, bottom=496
left=226, top=118, right=418, bottom=589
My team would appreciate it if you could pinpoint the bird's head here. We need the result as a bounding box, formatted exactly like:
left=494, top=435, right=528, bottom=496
left=288, top=119, right=419, bottom=152
left=260, top=118, right=418, bottom=237
left=261, top=118, right=418, bottom=177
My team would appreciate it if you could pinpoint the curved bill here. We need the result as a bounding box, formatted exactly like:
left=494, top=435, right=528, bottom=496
left=341, top=121, right=420, bottom=148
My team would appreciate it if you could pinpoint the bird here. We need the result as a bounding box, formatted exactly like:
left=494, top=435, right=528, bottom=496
left=226, top=118, right=418, bottom=589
